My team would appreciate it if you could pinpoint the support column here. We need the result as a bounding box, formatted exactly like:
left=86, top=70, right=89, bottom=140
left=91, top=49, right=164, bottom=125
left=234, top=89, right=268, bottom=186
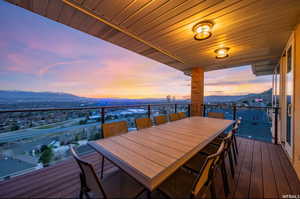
left=293, top=22, right=300, bottom=179
left=191, top=67, right=204, bottom=116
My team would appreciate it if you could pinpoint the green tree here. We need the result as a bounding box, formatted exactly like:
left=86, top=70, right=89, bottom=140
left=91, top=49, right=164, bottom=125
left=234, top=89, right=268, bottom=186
left=79, top=120, right=87, bottom=125
left=39, top=146, right=53, bottom=166
left=40, top=145, right=48, bottom=152
left=74, top=134, right=81, bottom=142
left=10, top=123, right=20, bottom=131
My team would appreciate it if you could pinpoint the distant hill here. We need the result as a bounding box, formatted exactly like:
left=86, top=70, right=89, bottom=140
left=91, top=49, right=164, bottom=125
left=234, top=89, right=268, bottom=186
left=0, top=90, right=88, bottom=103
left=237, top=88, right=272, bottom=103
left=205, top=95, right=246, bottom=103
left=205, top=88, right=272, bottom=104
left=0, top=89, right=272, bottom=105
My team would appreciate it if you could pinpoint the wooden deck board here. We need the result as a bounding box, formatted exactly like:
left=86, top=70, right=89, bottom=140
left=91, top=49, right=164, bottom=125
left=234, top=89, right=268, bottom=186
left=234, top=138, right=254, bottom=198
left=0, top=138, right=300, bottom=198
left=249, top=140, right=263, bottom=199
left=261, top=140, right=278, bottom=198
left=268, top=143, right=291, bottom=196
left=276, top=145, right=300, bottom=195
left=227, top=134, right=248, bottom=198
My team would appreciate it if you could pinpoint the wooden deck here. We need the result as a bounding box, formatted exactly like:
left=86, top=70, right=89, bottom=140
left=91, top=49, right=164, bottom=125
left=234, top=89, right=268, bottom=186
left=224, top=137, right=300, bottom=199
left=0, top=137, right=299, bottom=198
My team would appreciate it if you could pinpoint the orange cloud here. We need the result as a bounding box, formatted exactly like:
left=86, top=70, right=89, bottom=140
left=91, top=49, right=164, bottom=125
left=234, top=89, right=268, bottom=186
left=205, top=66, right=272, bottom=96
left=45, top=57, right=190, bottom=99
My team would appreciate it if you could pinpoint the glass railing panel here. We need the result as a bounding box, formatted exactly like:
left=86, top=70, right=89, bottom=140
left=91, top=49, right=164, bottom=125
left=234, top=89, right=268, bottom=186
left=236, top=107, right=273, bottom=142
left=150, top=104, right=175, bottom=118
left=176, top=104, right=189, bottom=116
left=104, top=105, right=148, bottom=130
left=0, top=108, right=102, bottom=180
left=205, top=104, right=233, bottom=119
left=0, top=103, right=276, bottom=180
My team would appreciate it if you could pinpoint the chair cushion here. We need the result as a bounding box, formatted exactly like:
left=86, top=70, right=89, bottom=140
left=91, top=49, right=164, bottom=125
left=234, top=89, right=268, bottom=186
left=158, top=168, right=197, bottom=198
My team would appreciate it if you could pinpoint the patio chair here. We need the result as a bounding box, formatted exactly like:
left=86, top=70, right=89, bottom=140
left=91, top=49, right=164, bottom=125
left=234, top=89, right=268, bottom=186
left=184, top=132, right=236, bottom=196
left=207, top=112, right=225, bottom=119
left=169, top=113, right=180, bottom=121
left=70, top=146, right=145, bottom=199
left=154, top=115, right=168, bottom=125
left=102, top=121, right=128, bottom=138
left=231, top=120, right=241, bottom=155
left=135, top=117, right=152, bottom=130
left=101, top=121, right=128, bottom=178
left=178, top=112, right=186, bottom=119
left=157, top=142, right=225, bottom=199
left=208, top=113, right=240, bottom=159
left=216, top=119, right=241, bottom=158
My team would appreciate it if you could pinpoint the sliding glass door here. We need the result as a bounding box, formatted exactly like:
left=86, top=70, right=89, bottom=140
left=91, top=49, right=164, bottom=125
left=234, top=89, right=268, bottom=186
left=284, top=37, right=294, bottom=158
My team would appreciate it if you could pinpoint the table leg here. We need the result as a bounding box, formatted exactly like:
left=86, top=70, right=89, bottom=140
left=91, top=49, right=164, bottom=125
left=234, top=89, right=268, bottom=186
left=147, top=190, right=152, bottom=199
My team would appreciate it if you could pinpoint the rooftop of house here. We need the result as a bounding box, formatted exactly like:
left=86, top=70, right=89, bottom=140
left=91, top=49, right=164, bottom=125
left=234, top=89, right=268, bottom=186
left=0, top=157, right=36, bottom=178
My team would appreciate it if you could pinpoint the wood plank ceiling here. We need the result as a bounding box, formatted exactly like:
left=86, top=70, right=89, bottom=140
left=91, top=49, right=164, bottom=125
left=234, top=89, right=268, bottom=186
left=5, top=0, right=300, bottom=75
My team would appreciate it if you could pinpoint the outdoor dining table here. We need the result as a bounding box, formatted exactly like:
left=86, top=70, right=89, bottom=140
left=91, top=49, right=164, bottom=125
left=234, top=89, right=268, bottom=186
left=89, top=116, right=234, bottom=193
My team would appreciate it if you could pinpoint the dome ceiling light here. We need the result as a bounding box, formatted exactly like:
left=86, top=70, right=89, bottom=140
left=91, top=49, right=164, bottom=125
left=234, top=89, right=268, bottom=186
left=215, top=47, right=230, bottom=59
left=192, top=21, right=214, bottom=40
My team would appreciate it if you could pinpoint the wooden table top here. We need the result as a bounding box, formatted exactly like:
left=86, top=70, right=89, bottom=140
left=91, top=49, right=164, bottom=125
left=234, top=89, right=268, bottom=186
left=89, top=116, right=234, bottom=191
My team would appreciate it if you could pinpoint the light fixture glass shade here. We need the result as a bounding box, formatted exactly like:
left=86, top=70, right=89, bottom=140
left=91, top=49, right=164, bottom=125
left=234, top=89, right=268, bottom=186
left=193, top=21, right=213, bottom=40
left=215, top=47, right=230, bottom=59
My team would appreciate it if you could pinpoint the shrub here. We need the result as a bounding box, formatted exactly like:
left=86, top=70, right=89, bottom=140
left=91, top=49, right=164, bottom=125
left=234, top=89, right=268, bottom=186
left=39, top=146, right=53, bottom=166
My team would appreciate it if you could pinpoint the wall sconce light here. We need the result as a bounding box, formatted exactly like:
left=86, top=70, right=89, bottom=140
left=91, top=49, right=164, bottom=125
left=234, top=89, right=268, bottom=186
left=192, top=21, right=214, bottom=40
left=215, top=47, right=230, bottom=59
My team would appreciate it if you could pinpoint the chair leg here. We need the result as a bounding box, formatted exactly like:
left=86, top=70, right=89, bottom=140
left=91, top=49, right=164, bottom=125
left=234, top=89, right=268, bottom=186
left=231, top=144, right=238, bottom=165
left=228, top=149, right=235, bottom=177
left=101, top=156, right=105, bottom=179
left=210, top=180, right=217, bottom=199
left=79, top=173, right=86, bottom=199
left=221, top=160, right=230, bottom=196
left=79, top=190, right=83, bottom=199
left=234, top=135, right=239, bottom=155
left=147, top=190, right=152, bottom=199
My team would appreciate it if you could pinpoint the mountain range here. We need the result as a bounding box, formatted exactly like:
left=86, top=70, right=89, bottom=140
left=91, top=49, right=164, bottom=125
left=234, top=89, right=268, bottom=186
left=0, top=89, right=272, bottom=104
left=0, top=90, right=88, bottom=103
left=205, top=88, right=272, bottom=103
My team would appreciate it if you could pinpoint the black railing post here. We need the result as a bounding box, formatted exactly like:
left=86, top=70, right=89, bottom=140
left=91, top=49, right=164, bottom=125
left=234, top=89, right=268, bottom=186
left=203, top=104, right=206, bottom=117
left=100, top=107, right=105, bottom=138
left=101, top=107, right=105, bottom=124
left=175, top=104, right=177, bottom=113
left=274, top=107, right=279, bottom=145
left=233, top=104, right=237, bottom=120
left=188, top=104, right=191, bottom=117
left=147, top=104, right=151, bottom=118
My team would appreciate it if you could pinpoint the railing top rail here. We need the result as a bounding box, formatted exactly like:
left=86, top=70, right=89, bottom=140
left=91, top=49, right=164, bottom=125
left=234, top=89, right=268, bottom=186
left=0, top=103, right=189, bottom=113
left=0, top=103, right=279, bottom=114
left=202, top=104, right=278, bottom=109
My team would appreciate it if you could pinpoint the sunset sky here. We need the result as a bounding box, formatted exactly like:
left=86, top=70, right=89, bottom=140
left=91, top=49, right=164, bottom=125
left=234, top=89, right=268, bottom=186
left=0, top=1, right=273, bottom=99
